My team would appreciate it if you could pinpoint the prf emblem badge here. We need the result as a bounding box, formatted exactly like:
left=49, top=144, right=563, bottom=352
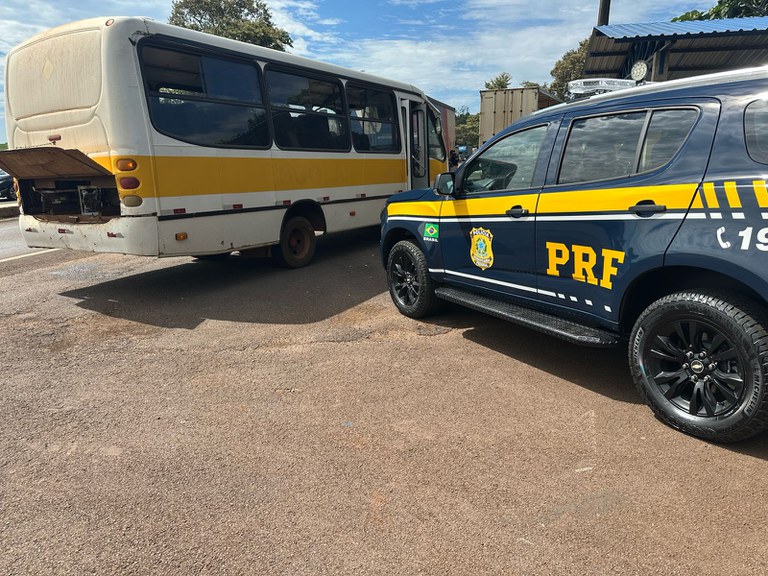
left=470, top=227, right=494, bottom=270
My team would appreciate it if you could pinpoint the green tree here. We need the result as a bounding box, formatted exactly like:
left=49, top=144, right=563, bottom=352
left=673, top=9, right=708, bottom=20
left=548, top=38, right=589, bottom=100
left=169, top=0, right=292, bottom=51
left=484, top=72, right=512, bottom=90
left=455, top=106, right=480, bottom=147
left=674, top=0, right=768, bottom=20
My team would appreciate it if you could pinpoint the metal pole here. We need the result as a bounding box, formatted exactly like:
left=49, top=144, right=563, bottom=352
left=597, top=0, right=611, bottom=26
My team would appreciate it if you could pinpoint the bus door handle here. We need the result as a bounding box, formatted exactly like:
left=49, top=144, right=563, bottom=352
left=629, top=200, right=666, bottom=217
left=506, top=205, right=529, bottom=218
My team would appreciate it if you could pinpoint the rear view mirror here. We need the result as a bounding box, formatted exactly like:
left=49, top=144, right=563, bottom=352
left=434, top=172, right=454, bottom=196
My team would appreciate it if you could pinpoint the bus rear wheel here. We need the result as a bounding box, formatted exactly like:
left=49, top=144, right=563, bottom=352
left=273, top=216, right=316, bottom=268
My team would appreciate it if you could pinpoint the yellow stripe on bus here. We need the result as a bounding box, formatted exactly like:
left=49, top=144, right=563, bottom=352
left=97, top=155, right=409, bottom=198
left=157, top=156, right=408, bottom=197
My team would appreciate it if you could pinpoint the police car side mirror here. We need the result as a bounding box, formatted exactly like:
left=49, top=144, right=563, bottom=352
left=434, top=172, right=455, bottom=196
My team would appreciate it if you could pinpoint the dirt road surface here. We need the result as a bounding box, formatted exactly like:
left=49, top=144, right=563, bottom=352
left=2, top=225, right=768, bottom=575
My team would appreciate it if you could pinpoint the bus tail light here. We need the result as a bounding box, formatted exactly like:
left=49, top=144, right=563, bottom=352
left=123, top=195, right=143, bottom=207
left=120, top=177, right=140, bottom=189
left=116, top=158, right=137, bottom=171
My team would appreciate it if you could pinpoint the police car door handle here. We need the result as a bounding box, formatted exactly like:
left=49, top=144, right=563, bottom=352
left=506, top=205, right=529, bottom=218
left=629, top=201, right=666, bottom=216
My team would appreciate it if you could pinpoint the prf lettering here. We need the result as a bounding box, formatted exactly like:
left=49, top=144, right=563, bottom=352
left=545, top=242, right=626, bottom=290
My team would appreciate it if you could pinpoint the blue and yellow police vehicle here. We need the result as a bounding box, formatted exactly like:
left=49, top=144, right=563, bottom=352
left=381, top=66, right=768, bottom=442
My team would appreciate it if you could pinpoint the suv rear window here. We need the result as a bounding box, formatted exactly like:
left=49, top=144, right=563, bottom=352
left=558, top=108, right=697, bottom=185
left=745, top=100, right=768, bottom=164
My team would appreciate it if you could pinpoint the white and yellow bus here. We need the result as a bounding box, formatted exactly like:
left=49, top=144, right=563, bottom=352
left=0, top=16, right=447, bottom=266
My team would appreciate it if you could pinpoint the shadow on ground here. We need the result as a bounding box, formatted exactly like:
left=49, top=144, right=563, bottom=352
left=60, top=227, right=386, bottom=329
left=58, top=228, right=768, bottom=454
left=417, top=304, right=639, bottom=405
left=427, top=305, right=768, bottom=455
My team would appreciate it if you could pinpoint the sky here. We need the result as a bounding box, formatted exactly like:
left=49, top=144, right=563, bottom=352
left=0, top=0, right=714, bottom=144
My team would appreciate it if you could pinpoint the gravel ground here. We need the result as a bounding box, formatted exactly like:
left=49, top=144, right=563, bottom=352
left=2, top=227, right=768, bottom=575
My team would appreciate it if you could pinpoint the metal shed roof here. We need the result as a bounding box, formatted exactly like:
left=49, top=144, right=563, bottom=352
left=584, top=16, right=768, bottom=81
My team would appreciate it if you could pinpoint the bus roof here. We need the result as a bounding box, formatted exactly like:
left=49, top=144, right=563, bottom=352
left=10, top=16, right=426, bottom=97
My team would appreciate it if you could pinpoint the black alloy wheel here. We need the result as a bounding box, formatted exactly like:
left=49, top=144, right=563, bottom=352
left=630, top=291, right=768, bottom=442
left=386, top=240, right=439, bottom=318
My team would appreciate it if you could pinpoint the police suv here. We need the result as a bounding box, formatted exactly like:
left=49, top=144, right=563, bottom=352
left=381, top=66, right=768, bottom=442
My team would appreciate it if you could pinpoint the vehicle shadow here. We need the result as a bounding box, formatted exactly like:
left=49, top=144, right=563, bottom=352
left=428, top=306, right=768, bottom=456
left=60, top=227, right=386, bottom=330
left=432, top=307, right=640, bottom=405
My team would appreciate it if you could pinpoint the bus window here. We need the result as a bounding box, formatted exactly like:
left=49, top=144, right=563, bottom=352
left=347, top=84, right=400, bottom=153
left=141, top=44, right=269, bottom=148
left=266, top=69, right=350, bottom=151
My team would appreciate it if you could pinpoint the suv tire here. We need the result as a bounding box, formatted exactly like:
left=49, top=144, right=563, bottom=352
left=630, top=291, right=768, bottom=442
left=386, top=240, right=440, bottom=318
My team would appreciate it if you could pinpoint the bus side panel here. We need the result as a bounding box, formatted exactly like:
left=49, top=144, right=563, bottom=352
left=322, top=197, right=390, bottom=233
left=157, top=210, right=282, bottom=256
left=149, top=149, right=277, bottom=218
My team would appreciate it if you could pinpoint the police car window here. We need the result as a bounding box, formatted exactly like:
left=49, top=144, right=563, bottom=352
left=745, top=100, right=768, bottom=164
left=559, top=112, right=646, bottom=184
left=463, top=125, right=547, bottom=193
left=638, top=109, right=697, bottom=172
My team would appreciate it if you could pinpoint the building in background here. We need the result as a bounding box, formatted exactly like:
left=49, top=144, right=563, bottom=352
left=583, top=16, right=768, bottom=84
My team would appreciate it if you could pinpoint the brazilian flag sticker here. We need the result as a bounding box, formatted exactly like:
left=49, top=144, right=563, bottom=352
left=423, top=223, right=439, bottom=242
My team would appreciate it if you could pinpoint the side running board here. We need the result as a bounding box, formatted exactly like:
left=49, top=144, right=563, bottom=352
left=435, top=286, right=621, bottom=347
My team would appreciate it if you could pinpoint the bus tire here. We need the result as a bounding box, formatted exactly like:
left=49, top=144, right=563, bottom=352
left=273, top=216, right=316, bottom=268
